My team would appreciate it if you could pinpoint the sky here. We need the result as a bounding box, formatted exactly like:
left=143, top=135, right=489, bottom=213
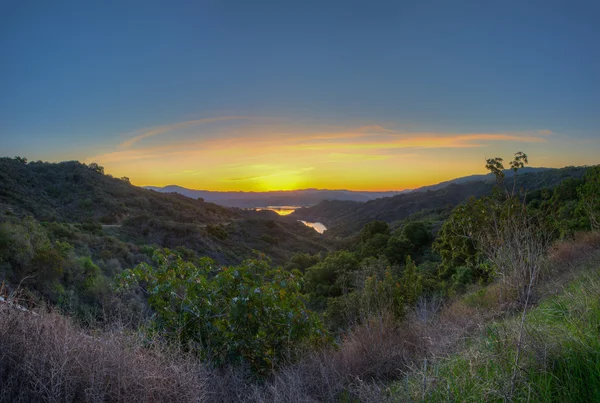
left=1, top=0, right=599, bottom=191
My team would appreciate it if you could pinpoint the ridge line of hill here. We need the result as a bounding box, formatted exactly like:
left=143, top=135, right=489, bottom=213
left=144, top=167, right=554, bottom=208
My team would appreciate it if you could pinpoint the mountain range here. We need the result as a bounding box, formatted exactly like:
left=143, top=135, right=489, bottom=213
left=145, top=167, right=552, bottom=209
left=143, top=186, right=407, bottom=208
left=290, top=166, right=588, bottom=236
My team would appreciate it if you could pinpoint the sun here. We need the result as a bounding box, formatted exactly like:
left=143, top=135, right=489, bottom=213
left=259, top=174, right=303, bottom=191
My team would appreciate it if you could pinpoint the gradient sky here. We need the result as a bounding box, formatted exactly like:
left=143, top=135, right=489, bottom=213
left=1, top=0, right=599, bottom=191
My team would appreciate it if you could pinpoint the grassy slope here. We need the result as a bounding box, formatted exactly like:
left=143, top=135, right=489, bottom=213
left=387, top=240, right=600, bottom=402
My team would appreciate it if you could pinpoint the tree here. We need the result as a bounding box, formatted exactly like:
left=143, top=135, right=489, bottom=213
left=385, top=234, right=413, bottom=265
left=485, top=151, right=529, bottom=196
left=433, top=196, right=491, bottom=286
left=360, top=220, right=390, bottom=242
left=485, top=157, right=505, bottom=184
left=88, top=162, right=104, bottom=174
left=578, top=165, right=600, bottom=230
left=304, top=250, right=360, bottom=308
left=437, top=151, right=545, bottom=300
left=509, top=151, right=529, bottom=195
left=402, top=221, right=431, bottom=249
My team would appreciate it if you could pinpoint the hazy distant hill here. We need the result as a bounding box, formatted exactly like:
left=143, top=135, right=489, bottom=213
left=290, top=166, right=588, bottom=236
left=412, top=167, right=552, bottom=193
left=144, top=167, right=552, bottom=209
left=143, top=186, right=406, bottom=208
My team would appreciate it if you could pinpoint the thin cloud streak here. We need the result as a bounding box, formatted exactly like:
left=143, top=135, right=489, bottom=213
left=226, top=167, right=315, bottom=182
left=91, top=123, right=553, bottom=165
left=85, top=119, right=557, bottom=191
left=118, top=116, right=249, bottom=149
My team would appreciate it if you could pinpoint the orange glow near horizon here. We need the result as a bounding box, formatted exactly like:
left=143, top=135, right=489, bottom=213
left=257, top=207, right=299, bottom=215
left=81, top=118, right=596, bottom=192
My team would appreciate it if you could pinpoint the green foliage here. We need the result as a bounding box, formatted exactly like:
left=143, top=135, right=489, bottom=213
left=0, top=216, right=128, bottom=320
left=304, top=250, right=360, bottom=309
left=578, top=165, right=600, bottom=230
left=324, top=265, right=405, bottom=331
left=356, top=219, right=433, bottom=264
left=360, top=220, right=390, bottom=241
left=359, top=232, right=389, bottom=259
left=402, top=221, right=432, bottom=248
left=284, top=252, right=320, bottom=272
left=322, top=255, right=425, bottom=331
left=88, top=162, right=104, bottom=174
left=433, top=196, right=490, bottom=285
left=535, top=177, right=588, bottom=238
left=119, top=249, right=327, bottom=373
left=400, top=256, right=422, bottom=305
left=485, top=156, right=505, bottom=183
left=206, top=223, right=229, bottom=240
left=384, top=234, right=413, bottom=265
left=389, top=263, right=600, bottom=402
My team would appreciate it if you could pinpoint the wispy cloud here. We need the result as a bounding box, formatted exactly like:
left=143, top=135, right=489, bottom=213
left=355, top=125, right=395, bottom=133
left=91, top=121, right=553, bottom=166
left=226, top=167, right=315, bottom=182
left=86, top=118, right=557, bottom=190
left=118, top=116, right=248, bottom=149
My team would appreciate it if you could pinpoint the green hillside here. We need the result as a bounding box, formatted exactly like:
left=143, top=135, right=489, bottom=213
left=291, top=166, right=588, bottom=236
left=0, top=158, right=332, bottom=265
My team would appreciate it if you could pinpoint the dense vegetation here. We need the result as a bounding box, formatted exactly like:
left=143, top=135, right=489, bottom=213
left=291, top=165, right=588, bottom=236
left=1, top=155, right=599, bottom=402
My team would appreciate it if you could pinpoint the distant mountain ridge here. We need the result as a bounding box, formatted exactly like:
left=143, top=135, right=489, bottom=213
left=145, top=167, right=553, bottom=208
left=412, top=167, right=552, bottom=193
left=144, top=186, right=407, bottom=208
left=289, top=166, right=588, bottom=236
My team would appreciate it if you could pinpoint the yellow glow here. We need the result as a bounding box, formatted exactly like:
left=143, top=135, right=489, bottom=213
left=257, top=207, right=300, bottom=215
left=81, top=119, right=585, bottom=191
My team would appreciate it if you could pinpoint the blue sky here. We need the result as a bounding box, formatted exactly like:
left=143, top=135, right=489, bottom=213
left=1, top=0, right=598, bottom=190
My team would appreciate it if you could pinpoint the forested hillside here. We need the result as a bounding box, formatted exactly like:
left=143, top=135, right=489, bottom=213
left=0, top=158, right=240, bottom=224
left=0, top=157, right=333, bottom=324
left=291, top=166, right=588, bottom=236
left=0, top=158, right=331, bottom=264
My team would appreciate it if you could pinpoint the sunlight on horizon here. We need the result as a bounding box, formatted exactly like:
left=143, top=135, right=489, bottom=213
left=78, top=118, right=594, bottom=192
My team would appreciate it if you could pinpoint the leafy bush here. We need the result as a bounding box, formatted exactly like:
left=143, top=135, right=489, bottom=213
left=304, top=250, right=360, bottom=309
left=578, top=165, right=600, bottom=230
left=120, top=249, right=328, bottom=374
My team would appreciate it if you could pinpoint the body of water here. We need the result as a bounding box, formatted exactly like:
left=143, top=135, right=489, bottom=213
left=255, top=206, right=327, bottom=233
left=299, top=221, right=327, bottom=234
left=255, top=205, right=301, bottom=216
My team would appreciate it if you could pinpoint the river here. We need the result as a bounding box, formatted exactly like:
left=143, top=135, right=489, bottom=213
left=255, top=206, right=327, bottom=234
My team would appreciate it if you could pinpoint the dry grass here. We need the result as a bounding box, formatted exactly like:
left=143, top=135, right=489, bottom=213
left=223, top=313, right=423, bottom=402
left=538, top=231, right=600, bottom=297
left=245, top=303, right=477, bottom=402
left=548, top=231, right=600, bottom=269
left=0, top=306, right=207, bottom=403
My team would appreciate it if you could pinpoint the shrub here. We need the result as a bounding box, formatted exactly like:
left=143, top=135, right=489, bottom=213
left=120, top=249, right=328, bottom=374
